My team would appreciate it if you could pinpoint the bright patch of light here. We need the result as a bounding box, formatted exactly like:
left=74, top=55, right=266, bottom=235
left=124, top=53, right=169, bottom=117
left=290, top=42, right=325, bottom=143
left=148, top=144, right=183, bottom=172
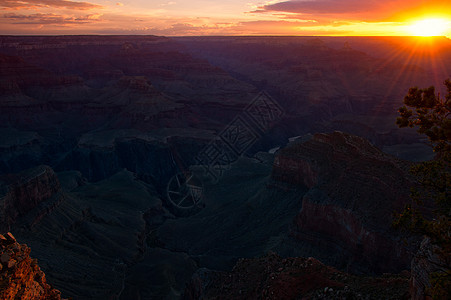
left=408, top=18, right=450, bottom=37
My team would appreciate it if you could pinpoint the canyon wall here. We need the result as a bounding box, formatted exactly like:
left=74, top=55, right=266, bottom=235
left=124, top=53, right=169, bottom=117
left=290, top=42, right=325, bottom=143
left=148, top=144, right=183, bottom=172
left=0, top=165, right=62, bottom=232
left=271, top=131, right=415, bottom=273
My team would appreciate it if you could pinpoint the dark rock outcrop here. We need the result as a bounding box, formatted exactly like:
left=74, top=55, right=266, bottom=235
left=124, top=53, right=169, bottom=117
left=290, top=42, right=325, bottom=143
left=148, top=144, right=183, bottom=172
left=184, top=252, right=410, bottom=300
left=0, top=128, right=45, bottom=174
left=58, top=130, right=210, bottom=183
left=410, top=237, right=451, bottom=300
left=0, top=232, right=63, bottom=300
left=0, top=165, right=62, bottom=232
left=271, top=131, right=415, bottom=274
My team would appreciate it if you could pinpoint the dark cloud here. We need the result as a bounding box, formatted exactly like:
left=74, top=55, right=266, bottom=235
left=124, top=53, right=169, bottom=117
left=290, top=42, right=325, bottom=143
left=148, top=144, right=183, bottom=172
left=0, top=0, right=102, bottom=10
left=262, top=0, right=379, bottom=14
left=3, top=12, right=102, bottom=24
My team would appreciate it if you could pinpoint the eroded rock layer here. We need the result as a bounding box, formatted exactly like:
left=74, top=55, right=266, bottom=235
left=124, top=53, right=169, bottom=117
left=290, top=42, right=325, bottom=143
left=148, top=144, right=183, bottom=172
left=272, top=131, right=415, bottom=273
left=0, top=232, right=63, bottom=300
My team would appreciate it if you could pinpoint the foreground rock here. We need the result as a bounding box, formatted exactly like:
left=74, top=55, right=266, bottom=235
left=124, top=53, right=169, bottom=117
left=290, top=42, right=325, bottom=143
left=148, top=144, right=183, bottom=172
left=0, top=232, right=63, bottom=300
left=184, top=252, right=410, bottom=299
left=410, top=237, right=451, bottom=300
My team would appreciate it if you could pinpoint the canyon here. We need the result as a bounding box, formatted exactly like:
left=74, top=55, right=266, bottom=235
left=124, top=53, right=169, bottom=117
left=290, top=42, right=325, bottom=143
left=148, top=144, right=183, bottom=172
left=0, top=35, right=449, bottom=299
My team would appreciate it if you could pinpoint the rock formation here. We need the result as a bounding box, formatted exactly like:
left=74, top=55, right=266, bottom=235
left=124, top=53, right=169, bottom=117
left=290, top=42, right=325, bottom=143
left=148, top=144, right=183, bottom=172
left=272, top=132, right=415, bottom=273
left=184, top=252, right=410, bottom=299
left=410, top=237, right=451, bottom=300
left=0, top=165, right=62, bottom=232
left=1, top=35, right=449, bottom=299
left=0, top=232, right=63, bottom=300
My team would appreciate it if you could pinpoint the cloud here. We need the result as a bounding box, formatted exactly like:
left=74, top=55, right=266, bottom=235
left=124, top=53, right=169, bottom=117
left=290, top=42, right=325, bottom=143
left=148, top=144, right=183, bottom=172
left=138, top=19, right=337, bottom=36
left=160, top=1, right=176, bottom=6
left=261, top=0, right=378, bottom=14
left=257, top=0, right=451, bottom=21
left=0, top=0, right=102, bottom=10
left=3, top=12, right=102, bottom=24
left=83, top=20, right=236, bottom=36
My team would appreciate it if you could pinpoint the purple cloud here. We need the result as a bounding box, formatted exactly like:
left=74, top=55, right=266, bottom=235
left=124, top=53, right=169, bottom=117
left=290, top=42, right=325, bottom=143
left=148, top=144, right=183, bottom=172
left=262, top=0, right=379, bottom=14
left=0, top=0, right=102, bottom=10
left=3, top=12, right=102, bottom=24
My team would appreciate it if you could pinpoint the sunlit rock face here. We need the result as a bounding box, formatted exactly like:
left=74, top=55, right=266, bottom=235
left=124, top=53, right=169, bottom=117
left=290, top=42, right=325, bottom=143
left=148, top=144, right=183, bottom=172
left=0, top=232, right=63, bottom=300
left=271, top=131, right=416, bottom=274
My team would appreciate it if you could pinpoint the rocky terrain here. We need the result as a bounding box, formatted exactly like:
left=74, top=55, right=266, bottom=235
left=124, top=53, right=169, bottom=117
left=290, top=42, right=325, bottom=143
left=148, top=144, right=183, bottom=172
left=0, top=232, right=63, bottom=300
left=0, top=35, right=443, bottom=176
left=410, top=237, right=451, bottom=300
left=184, top=252, right=410, bottom=300
left=0, top=165, right=62, bottom=232
left=0, top=35, right=449, bottom=299
left=272, top=132, right=415, bottom=274
left=0, top=131, right=421, bottom=299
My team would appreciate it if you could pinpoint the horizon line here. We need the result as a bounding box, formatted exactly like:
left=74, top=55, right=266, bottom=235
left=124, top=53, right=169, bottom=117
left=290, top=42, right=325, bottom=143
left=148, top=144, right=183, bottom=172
left=0, top=34, right=449, bottom=39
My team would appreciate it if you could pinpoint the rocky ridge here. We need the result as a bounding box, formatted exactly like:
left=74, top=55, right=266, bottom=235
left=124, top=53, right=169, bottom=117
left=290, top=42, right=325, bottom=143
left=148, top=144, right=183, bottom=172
left=0, top=132, right=431, bottom=299
left=0, top=232, right=63, bottom=300
left=184, top=252, right=410, bottom=300
left=0, top=165, right=63, bottom=232
left=271, top=131, right=415, bottom=273
left=0, top=35, right=448, bottom=299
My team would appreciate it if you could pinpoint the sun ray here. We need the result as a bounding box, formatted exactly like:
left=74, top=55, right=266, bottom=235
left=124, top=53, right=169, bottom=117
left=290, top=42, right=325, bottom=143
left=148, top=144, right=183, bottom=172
left=378, top=38, right=424, bottom=115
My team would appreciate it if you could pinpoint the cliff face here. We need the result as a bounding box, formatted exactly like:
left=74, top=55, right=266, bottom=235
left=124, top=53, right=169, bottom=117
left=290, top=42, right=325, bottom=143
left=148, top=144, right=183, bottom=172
left=271, top=132, right=414, bottom=273
left=0, top=165, right=62, bottom=231
left=0, top=54, right=81, bottom=95
left=0, top=128, right=45, bottom=174
left=410, top=237, right=451, bottom=300
left=0, top=232, right=62, bottom=300
left=58, top=131, right=210, bottom=182
left=295, top=194, right=411, bottom=274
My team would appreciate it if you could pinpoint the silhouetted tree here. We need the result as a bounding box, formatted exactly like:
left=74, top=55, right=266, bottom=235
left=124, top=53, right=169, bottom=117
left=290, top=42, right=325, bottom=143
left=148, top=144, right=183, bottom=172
left=394, top=79, right=450, bottom=299
left=397, top=79, right=451, bottom=153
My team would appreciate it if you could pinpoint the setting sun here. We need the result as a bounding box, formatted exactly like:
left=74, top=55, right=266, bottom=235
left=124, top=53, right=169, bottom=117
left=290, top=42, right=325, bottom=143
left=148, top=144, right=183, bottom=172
left=408, top=18, right=450, bottom=36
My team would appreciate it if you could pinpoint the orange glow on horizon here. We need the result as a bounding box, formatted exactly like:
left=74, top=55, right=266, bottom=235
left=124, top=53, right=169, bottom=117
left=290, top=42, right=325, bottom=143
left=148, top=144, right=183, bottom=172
left=407, top=18, right=451, bottom=37
left=0, top=0, right=451, bottom=36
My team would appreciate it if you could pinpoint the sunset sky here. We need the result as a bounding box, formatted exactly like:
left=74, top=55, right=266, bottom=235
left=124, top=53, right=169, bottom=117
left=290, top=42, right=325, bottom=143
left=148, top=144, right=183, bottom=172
left=0, top=0, right=450, bottom=36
